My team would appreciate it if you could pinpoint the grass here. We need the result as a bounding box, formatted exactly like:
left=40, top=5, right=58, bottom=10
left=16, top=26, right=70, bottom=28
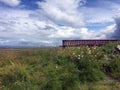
left=0, top=44, right=120, bottom=90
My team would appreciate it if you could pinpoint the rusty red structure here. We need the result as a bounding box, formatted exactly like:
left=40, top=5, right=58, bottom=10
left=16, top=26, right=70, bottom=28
left=62, top=40, right=120, bottom=47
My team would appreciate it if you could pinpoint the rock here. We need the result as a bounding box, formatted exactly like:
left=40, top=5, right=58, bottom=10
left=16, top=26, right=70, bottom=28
left=117, top=45, right=120, bottom=51
left=112, top=45, right=120, bottom=56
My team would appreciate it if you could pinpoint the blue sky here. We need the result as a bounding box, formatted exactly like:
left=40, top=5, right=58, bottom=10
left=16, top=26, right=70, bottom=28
left=0, top=0, right=120, bottom=47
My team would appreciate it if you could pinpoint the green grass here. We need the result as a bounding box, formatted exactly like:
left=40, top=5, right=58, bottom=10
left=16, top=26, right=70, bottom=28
left=0, top=43, right=120, bottom=90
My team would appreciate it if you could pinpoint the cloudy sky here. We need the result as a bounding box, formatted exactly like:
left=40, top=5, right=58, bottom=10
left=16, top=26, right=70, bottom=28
left=0, top=0, right=120, bottom=47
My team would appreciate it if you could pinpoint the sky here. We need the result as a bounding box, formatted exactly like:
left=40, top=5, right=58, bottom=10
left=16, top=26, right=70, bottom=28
left=0, top=0, right=120, bottom=47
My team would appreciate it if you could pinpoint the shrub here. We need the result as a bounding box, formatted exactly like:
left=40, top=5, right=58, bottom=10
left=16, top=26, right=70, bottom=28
left=108, top=56, right=120, bottom=79
left=1, top=45, right=120, bottom=89
left=67, top=47, right=105, bottom=82
left=78, top=56, right=105, bottom=82
left=100, top=42, right=119, bottom=57
left=42, top=57, right=80, bottom=90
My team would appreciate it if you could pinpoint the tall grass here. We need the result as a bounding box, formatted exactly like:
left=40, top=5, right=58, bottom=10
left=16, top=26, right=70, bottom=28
left=0, top=43, right=120, bottom=90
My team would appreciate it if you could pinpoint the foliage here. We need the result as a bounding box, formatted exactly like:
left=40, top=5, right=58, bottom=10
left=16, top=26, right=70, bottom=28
left=0, top=43, right=120, bottom=90
left=67, top=47, right=105, bottom=82
left=108, top=56, right=120, bottom=79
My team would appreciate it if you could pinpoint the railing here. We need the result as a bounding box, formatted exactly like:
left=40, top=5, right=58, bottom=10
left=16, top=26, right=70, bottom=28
left=62, top=40, right=119, bottom=47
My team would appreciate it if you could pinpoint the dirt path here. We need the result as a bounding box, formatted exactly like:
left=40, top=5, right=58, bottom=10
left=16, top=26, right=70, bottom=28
left=106, top=75, right=120, bottom=83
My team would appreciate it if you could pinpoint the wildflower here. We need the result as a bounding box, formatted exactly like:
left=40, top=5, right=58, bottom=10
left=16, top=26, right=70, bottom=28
left=93, top=46, right=97, bottom=50
left=73, top=52, right=76, bottom=55
left=87, top=47, right=90, bottom=50
left=56, top=66, right=58, bottom=69
left=88, top=50, right=91, bottom=54
left=81, top=55, right=84, bottom=58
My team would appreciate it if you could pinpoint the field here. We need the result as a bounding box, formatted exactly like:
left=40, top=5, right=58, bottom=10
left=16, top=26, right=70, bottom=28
left=0, top=43, right=120, bottom=90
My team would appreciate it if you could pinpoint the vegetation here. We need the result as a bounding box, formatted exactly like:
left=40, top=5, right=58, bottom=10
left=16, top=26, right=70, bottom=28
left=0, top=42, right=120, bottom=90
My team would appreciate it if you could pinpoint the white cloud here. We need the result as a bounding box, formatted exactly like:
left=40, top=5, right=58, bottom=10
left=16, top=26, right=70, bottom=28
left=0, top=8, right=59, bottom=46
left=0, top=26, right=5, bottom=30
left=80, top=0, right=120, bottom=24
left=110, top=16, right=120, bottom=39
left=0, top=39, right=10, bottom=44
left=0, top=0, right=21, bottom=6
left=100, top=24, right=115, bottom=35
left=49, top=26, right=75, bottom=38
left=37, top=0, right=85, bottom=28
left=0, top=7, right=117, bottom=46
left=81, top=7, right=114, bottom=24
left=0, top=0, right=120, bottom=46
left=89, top=24, right=116, bottom=39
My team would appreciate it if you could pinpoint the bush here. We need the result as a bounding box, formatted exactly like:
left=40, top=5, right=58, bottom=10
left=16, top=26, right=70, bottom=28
left=100, top=42, right=119, bottom=57
left=78, top=56, right=104, bottom=82
left=1, top=45, right=120, bottom=89
left=67, top=47, right=105, bottom=82
left=108, top=56, right=120, bottom=79
left=42, top=57, right=80, bottom=90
